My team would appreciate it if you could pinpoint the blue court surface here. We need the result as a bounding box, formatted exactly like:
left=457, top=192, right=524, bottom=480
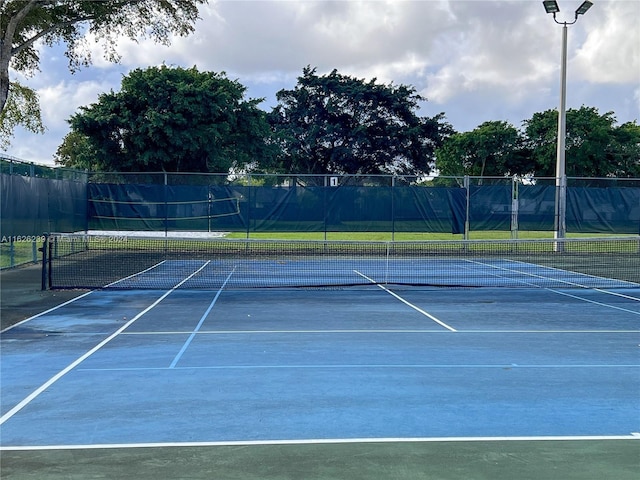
left=2, top=266, right=639, bottom=451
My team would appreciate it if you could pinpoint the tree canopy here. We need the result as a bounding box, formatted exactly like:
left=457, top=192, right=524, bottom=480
left=50, top=64, right=638, bottom=178
left=610, top=121, right=640, bottom=178
left=435, top=121, right=532, bottom=178
left=0, top=79, right=43, bottom=149
left=436, top=107, right=639, bottom=179
left=523, top=106, right=640, bottom=178
left=55, top=65, right=274, bottom=173
left=268, top=67, right=452, bottom=176
left=0, top=0, right=204, bottom=145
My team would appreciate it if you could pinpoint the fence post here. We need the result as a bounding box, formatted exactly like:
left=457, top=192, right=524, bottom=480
left=246, top=181, right=251, bottom=239
left=554, top=174, right=567, bottom=252
left=464, top=175, right=470, bottom=240
left=9, top=237, right=15, bottom=267
left=324, top=175, right=328, bottom=241
left=511, top=176, right=519, bottom=239
left=391, top=175, right=395, bottom=242
left=163, top=172, right=168, bottom=237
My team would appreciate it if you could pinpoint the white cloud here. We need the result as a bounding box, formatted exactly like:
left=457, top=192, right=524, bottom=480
left=3, top=0, right=638, bottom=165
left=424, top=1, right=550, bottom=104
left=574, top=0, right=640, bottom=84
left=6, top=79, right=112, bottom=163
left=38, top=80, right=110, bottom=130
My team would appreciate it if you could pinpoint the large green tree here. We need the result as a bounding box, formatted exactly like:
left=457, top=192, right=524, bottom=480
left=524, top=106, right=638, bottom=177
left=0, top=0, right=204, bottom=146
left=435, top=121, right=531, bottom=178
left=56, top=65, right=274, bottom=173
left=609, top=121, right=640, bottom=178
left=268, top=67, right=452, bottom=176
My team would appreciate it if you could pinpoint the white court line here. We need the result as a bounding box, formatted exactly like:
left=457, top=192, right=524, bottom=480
left=354, top=270, right=456, bottom=332
left=506, top=258, right=640, bottom=289
left=2, top=434, right=639, bottom=451
left=169, top=268, right=235, bottom=368
left=0, top=291, right=94, bottom=333
left=0, top=261, right=211, bottom=427
left=123, top=329, right=455, bottom=335
left=104, top=260, right=167, bottom=287
left=120, top=329, right=639, bottom=335
left=464, top=259, right=640, bottom=315
left=464, top=259, right=640, bottom=292
left=504, top=260, right=640, bottom=302
left=592, top=289, right=640, bottom=303
left=77, top=363, right=640, bottom=373
left=546, top=289, right=640, bottom=316
left=463, top=259, right=591, bottom=289
left=1, top=260, right=169, bottom=334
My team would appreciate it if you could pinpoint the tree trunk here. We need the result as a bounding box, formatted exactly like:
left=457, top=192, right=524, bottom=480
left=0, top=47, right=10, bottom=115
left=0, top=0, right=38, bottom=115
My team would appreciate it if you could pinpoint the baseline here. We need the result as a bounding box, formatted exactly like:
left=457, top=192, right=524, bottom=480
left=3, top=433, right=639, bottom=451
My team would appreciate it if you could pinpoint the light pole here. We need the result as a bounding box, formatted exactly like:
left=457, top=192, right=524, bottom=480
left=542, top=0, right=592, bottom=244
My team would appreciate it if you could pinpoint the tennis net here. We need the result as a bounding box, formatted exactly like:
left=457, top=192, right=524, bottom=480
left=43, top=233, right=640, bottom=290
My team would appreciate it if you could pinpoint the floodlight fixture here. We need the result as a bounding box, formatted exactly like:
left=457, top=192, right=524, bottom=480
left=543, top=1, right=560, bottom=14
left=575, top=1, right=593, bottom=16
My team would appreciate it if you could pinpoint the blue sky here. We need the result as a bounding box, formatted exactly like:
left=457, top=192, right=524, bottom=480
left=3, top=0, right=639, bottom=166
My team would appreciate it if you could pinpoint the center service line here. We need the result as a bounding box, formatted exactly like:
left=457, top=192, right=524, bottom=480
left=169, top=268, right=235, bottom=368
left=354, top=270, right=456, bottom=332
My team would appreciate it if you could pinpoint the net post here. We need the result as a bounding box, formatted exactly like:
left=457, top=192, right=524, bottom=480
left=40, top=234, right=48, bottom=290
left=384, top=241, right=391, bottom=286
left=49, top=234, right=55, bottom=288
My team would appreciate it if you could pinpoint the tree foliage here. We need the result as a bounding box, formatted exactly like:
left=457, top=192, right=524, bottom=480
left=434, top=106, right=639, bottom=179
left=610, top=121, right=640, bottom=178
left=435, top=121, right=532, bottom=178
left=268, top=67, right=452, bottom=176
left=523, top=106, right=639, bottom=178
left=55, top=65, right=274, bottom=173
left=0, top=0, right=204, bottom=145
left=0, top=79, right=43, bottom=149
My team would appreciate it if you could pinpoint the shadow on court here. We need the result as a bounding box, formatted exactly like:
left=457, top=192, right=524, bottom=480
left=0, top=264, right=87, bottom=330
left=1, top=265, right=639, bottom=479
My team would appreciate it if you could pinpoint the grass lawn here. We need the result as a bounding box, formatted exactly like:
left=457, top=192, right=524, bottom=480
left=224, top=231, right=623, bottom=241
left=0, top=240, right=40, bottom=269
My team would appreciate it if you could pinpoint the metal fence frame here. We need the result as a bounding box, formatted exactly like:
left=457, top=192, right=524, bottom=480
left=2, top=155, right=639, bottom=268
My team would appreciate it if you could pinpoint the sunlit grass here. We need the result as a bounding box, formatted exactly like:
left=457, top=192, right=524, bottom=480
left=224, top=231, right=628, bottom=241
left=0, top=241, right=39, bottom=269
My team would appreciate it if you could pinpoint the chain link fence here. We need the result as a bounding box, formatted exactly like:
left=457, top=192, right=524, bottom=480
left=2, top=156, right=639, bottom=268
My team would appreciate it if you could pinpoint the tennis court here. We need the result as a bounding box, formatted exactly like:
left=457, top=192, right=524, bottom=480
left=1, top=234, right=639, bottom=479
